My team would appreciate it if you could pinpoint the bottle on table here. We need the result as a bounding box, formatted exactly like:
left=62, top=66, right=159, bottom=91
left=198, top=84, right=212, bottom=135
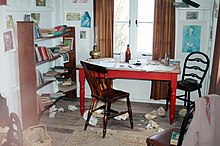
left=125, top=44, right=131, bottom=63
left=164, top=52, right=170, bottom=66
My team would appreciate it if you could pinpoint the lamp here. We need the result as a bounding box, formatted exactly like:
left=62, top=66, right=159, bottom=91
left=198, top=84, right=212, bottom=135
left=90, top=27, right=100, bottom=59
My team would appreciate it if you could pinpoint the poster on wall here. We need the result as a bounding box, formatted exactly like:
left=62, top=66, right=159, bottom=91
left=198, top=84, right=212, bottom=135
left=182, top=25, right=201, bottom=53
left=66, top=13, right=81, bottom=21
left=3, top=29, right=15, bottom=52
left=81, top=11, right=91, bottom=28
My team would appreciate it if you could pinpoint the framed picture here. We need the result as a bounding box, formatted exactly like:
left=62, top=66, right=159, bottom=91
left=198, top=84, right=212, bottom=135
left=80, top=31, right=86, bottom=39
left=36, top=0, right=46, bottom=6
left=3, top=29, right=15, bottom=52
left=186, top=12, right=198, bottom=20
left=176, top=21, right=206, bottom=55
left=63, top=37, right=74, bottom=50
left=66, top=12, right=81, bottom=21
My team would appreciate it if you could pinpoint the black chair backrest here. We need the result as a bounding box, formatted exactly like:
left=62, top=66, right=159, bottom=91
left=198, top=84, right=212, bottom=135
left=80, top=61, right=112, bottom=101
left=177, top=104, right=195, bottom=146
left=182, top=51, right=210, bottom=85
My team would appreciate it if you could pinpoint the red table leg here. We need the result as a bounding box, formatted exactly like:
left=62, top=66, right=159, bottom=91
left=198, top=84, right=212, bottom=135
left=79, top=68, right=85, bottom=116
left=169, top=74, right=177, bottom=124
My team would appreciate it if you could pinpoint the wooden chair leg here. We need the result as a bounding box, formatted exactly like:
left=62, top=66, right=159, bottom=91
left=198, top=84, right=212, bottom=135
left=102, top=102, right=109, bottom=138
left=127, top=97, right=133, bottom=129
left=84, top=98, right=96, bottom=131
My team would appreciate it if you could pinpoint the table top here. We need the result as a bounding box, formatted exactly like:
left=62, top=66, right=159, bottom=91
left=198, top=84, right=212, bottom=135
left=77, top=58, right=181, bottom=74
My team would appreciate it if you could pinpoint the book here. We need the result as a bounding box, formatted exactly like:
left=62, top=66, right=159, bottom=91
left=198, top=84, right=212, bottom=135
left=170, top=131, right=179, bottom=145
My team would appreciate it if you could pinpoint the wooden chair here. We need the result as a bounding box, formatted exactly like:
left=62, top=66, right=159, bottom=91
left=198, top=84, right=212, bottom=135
left=166, top=51, right=210, bottom=110
left=80, top=61, right=133, bottom=138
left=0, top=94, right=23, bottom=146
left=146, top=104, right=195, bottom=146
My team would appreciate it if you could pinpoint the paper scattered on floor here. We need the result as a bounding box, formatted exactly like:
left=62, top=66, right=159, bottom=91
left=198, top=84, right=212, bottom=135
left=178, top=108, right=187, bottom=117
left=157, top=107, right=166, bottom=117
left=49, top=105, right=58, bottom=112
left=157, top=127, right=165, bottom=133
left=145, top=120, right=159, bottom=129
left=58, top=107, right=65, bottom=112
left=49, top=112, right=56, bottom=118
left=114, top=112, right=129, bottom=121
left=144, top=113, right=157, bottom=121
left=144, top=106, right=166, bottom=120
left=83, top=110, right=98, bottom=126
left=68, top=105, right=77, bottom=111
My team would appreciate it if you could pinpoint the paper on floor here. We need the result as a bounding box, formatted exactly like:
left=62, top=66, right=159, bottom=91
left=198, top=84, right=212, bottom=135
left=114, top=112, right=129, bottom=121
left=83, top=110, right=98, bottom=126
left=145, top=120, right=159, bottom=129
left=68, top=105, right=77, bottom=111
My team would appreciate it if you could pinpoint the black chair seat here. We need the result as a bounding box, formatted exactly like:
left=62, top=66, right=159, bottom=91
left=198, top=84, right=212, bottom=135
left=177, top=81, right=202, bottom=91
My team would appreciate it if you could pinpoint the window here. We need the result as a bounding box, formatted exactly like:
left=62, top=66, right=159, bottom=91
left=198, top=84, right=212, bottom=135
left=114, top=0, right=155, bottom=58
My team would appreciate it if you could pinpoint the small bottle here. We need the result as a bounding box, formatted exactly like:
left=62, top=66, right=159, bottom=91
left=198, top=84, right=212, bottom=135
left=125, top=44, right=131, bottom=63
left=164, top=53, right=170, bottom=66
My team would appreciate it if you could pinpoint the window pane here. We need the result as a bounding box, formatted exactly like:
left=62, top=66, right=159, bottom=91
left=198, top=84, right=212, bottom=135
left=114, top=0, right=129, bottom=21
left=138, top=0, right=154, bottom=22
left=137, top=23, right=153, bottom=54
left=114, top=23, right=129, bottom=53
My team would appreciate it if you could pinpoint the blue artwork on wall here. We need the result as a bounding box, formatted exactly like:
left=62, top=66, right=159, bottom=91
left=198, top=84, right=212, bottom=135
left=81, top=11, right=91, bottom=28
left=182, top=25, right=201, bottom=52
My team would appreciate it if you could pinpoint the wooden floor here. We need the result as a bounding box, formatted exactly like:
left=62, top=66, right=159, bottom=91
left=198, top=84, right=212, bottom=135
left=39, top=97, right=184, bottom=146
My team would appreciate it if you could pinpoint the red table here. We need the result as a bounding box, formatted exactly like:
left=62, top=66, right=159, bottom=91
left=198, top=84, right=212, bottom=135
left=78, top=65, right=180, bottom=124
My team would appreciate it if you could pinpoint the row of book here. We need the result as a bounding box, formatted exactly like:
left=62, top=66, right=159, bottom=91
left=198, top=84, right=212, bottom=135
left=35, top=46, right=55, bottom=62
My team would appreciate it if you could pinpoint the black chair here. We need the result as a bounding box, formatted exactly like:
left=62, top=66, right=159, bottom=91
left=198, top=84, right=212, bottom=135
left=146, top=104, right=195, bottom=146
left=166, top=51, right=210, bottom=110
left=80, top=61, right=133, bottom=138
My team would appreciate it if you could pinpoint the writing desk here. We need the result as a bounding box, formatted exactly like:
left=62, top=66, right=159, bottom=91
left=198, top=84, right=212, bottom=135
left=77, top=59, right=180, bottom=124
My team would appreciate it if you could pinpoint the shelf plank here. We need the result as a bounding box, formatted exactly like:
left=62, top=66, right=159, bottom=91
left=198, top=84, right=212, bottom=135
left=37, top=80, right=54, bottom=90
left=35, top=31, right=73, bottom=42
left=36, top=55, right=61, bottom=66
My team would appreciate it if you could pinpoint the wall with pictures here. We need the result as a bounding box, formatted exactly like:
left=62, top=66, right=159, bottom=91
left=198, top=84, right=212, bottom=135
left=0, top=1, right=56, bottom=122
left=175, top=0, right=218, bottom=102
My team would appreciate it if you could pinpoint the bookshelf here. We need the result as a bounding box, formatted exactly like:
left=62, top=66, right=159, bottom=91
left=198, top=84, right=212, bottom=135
left=17, top=21, right=76, bottom=128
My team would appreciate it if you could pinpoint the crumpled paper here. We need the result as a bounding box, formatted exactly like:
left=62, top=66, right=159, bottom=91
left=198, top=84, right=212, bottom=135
left=83, top=110, right=98, bottom=126
left=145, top=120, right=159, bottom=129
left=114, top=112, right=129, bottom=121
left=68, top=105, right=77, bottom=111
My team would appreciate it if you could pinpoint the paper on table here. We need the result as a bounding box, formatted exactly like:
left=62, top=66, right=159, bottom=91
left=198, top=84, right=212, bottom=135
left=142, top=65, right=176, bottom=72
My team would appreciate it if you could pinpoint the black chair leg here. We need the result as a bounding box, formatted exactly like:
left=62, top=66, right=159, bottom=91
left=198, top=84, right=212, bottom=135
left=127, top=96, right=133, bottom=129
left=198, top=89, right=202, bottom=97
left=187, top=92, right=191, bottom=110
left=184, top=91, right=187, bottom=106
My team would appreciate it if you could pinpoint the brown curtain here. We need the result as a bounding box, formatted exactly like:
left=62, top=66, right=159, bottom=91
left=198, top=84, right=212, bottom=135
left=209, top=11, right=220, bottom=94
left=150, top=0, right=176, bottom=100
left=94, top=0, right=114, bottom=58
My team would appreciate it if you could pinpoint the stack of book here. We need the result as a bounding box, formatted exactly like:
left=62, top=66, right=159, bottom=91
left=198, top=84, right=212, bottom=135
left=40, top=28, right=55, bottom=37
